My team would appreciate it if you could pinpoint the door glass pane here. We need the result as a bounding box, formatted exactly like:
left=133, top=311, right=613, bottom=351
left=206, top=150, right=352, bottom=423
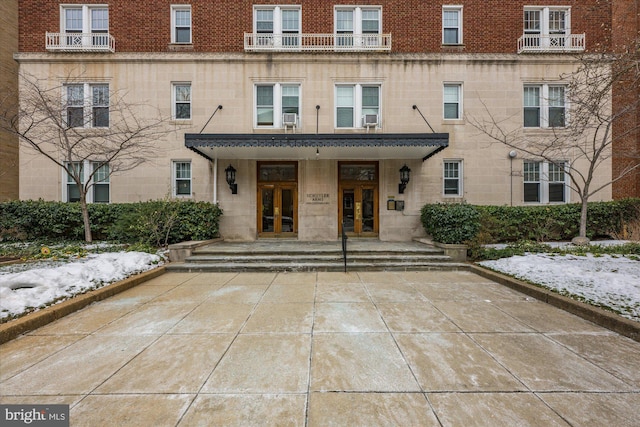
left=362, top=188, right=374, bottom=232
left=342, top=189, right=354, bottom=232
left=261, top=188, right=275, bottom=232
left=281, top=188, right=294, bottom=232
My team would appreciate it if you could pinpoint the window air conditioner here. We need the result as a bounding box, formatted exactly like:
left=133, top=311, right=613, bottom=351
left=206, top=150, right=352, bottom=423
left=363, top=114, right=378, bottom=127
left=283, top=113, right=297, bottom=126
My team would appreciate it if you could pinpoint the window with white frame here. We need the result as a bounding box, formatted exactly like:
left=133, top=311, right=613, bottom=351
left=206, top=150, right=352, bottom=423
left=335, top=6, right=381, bottom=47
left=443, top=83, right=462, bottom=119
left=335, top=84, right=380, bottom=128
left=171, top=5, right=192, bottom=44
left=524, top=84, right=566, bottom=128
left=64, top=161, right=110, bottom=203
left=443, top=160, right=463, bottom=196
left=173, top=161, right=192, bottom=197
left=64, top=83, right=109, bottom=128
left=254, top=6, right=301, bottom=47
left=523, top=7, right=570, bottom=48
left=255, top=83, right=300, bottom=127
left=173, top=83, right=191, bottom=120
left=61, top=5, right=109, bottom=46
left=523, top=160, right=568, bottom=203
left=442, top=6, right=462, bottom=45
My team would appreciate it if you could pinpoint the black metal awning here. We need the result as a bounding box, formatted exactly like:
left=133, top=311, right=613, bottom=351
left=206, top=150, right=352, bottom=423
left=185, top=133, right=448, bottom=161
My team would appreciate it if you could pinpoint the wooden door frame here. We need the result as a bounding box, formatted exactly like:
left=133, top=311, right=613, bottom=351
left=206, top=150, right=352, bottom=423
left=338, top=161, right=379, bottom=237
left=257, top=162, right=298, bottom=238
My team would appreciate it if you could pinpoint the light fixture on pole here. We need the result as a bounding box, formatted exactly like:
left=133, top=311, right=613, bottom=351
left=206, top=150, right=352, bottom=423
left=225, top=164, right=237, bottom=194
left=399, top=164, right=411, bottom=194
left=508, top=150, right=517, bottom=206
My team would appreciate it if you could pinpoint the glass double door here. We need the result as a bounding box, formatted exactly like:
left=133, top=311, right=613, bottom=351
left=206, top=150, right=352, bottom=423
left=258, top=184, right=297, bottom=237
left=339, top=162, right=379, bottom=237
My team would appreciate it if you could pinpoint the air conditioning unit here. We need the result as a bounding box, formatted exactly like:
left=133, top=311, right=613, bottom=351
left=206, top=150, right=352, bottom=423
left=283, top=113, right=297, bottom=126
left=363, top=114, right=378, bottom=127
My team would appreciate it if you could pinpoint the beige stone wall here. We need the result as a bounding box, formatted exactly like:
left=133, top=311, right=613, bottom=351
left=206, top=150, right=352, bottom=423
left=0, top=0, right=19, bottom=201
left=16, top=53, right=612, bottom=241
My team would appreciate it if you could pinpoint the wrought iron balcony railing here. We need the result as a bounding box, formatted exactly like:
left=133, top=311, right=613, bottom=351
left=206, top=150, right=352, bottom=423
left=517, top=33, right=585, bottom=53
left=244, top=33, right=392, bottom=52
left=46, top=32, right=116, bottom=53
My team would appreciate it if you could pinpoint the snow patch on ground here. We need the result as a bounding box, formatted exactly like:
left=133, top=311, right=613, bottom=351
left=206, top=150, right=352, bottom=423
left=0, top=252, right=162, bottom=320
left=479, top=253, right=640, bottom=322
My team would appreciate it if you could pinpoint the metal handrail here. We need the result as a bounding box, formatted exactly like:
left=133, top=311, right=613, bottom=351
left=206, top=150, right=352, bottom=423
left=341, top=221, right=348, bottom=273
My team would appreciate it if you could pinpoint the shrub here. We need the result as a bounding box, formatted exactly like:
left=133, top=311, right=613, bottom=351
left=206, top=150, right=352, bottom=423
left=420, top=203, right=481, bottom=244
left=0, top=200, right=222, bottom=245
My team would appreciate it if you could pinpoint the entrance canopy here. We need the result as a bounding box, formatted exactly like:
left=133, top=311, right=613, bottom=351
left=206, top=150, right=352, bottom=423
left=185, top=133, right=448, bottom=161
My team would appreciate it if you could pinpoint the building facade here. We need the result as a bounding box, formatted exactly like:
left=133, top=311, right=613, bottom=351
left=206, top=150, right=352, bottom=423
left=16, top=1, right=621, bottom=241
left=0, top=0, right=19, bottom=201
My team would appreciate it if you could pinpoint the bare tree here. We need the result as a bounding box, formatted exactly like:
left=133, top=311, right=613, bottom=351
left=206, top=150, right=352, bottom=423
left=469, top=39, right=640, bottom=244
left=0, top=70, right=175, bottom=242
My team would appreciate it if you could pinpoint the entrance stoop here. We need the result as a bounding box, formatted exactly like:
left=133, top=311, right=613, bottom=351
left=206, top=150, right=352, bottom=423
left=165, top=240, right=469, bottom=273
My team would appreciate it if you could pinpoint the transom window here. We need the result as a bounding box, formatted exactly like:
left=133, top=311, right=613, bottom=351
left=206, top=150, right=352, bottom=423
left=171, top=5, right=192, bottom=44
left=255, top=83, right=300, bottom=128
left=64, top=83, right=109, bottom=128
left=335, top=84, right=381, bottom=128
left=442, top=6, right=463, bottom=45
left=524, top=84, right=566, bottom=128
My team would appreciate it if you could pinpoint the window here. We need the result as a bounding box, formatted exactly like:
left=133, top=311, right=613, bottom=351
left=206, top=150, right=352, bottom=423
left=524, top=161, right=568, bottom=203
left=335, top=84, right=380, bottom=128
left=255, top=83, right=300, bottom=127
left=443, top=83, right=462, bottom=119
left=62, top=5, right=109, bottom=46
left=254, top=6, right=301, bottom=47
left=173, top=83, right=191, bottom=120
left=443, top=160, right=462, bottom=196
left=64, top=83, right=109, bottom=128
left=64, top=161, right=109, bottom=203
left=443, top=6, right=462, bottom=45
left=524, top=84, right=566, bottom=128
left=335, top=7, right=381, bottom=47
left=171, top=5, right=192, bottom=44
left=523, top=7, right=570, bottom=48
left=173, top=161, right=192, bottom=197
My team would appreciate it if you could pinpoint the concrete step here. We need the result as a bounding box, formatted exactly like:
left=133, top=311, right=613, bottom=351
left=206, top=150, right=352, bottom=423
left=165, top=261, right=470, bottom=273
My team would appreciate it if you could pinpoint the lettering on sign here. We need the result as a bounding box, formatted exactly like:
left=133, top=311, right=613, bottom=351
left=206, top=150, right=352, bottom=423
left=306, top=193, right=330, bottom=204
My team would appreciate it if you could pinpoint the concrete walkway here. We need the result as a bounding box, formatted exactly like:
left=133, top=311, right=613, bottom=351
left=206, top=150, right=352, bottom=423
left=1, top=271, right=639, bottom=426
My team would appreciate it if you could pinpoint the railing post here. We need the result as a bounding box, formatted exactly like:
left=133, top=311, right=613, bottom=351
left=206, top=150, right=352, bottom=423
left=341, top=221, right=348, bottom=273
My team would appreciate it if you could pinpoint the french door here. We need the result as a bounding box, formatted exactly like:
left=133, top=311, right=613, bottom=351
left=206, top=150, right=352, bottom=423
left=339, top=162, right=378, bottom=237
left=257, top=162, right=298, bottom=237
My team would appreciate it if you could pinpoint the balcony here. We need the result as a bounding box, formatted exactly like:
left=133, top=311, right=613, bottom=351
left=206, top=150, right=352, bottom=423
left=517, top=33, right=585, bottom=54
left=244, top=33, right=392, bottom=52
left=46, top=32, right=116, bottom=53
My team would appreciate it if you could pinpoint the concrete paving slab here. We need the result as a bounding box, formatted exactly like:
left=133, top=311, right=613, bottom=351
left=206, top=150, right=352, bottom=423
left=395, top=333, right=527, bottom=392
left=1, top=269, right=639, bottom=425
left=307, top=392, right=439, bottom=426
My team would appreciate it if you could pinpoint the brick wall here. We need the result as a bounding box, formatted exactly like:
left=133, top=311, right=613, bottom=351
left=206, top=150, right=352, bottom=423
left=19, top=0, right=611, bottom=54
left=611, top=0, right=640, bottom=198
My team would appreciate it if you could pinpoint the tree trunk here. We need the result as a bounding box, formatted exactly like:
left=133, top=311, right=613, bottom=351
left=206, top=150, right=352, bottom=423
left=579, top=197, right=588, bottom=239
left=79, top=192, right=93, bottom=243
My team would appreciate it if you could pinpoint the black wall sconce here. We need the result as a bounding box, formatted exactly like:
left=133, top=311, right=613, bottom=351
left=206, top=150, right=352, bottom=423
left=225, top=164, right=237, bottom=194
left=399, top=164, right=411, bottom=194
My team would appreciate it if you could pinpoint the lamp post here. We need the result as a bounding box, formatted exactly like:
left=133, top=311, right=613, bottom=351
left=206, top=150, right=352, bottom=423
left=509, top=150, right=517, bottom=206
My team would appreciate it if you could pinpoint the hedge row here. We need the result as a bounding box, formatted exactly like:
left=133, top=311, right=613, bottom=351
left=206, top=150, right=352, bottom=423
left=0, top=200, right=222, bottom=245
left=421, top=198, right=640, bottom=245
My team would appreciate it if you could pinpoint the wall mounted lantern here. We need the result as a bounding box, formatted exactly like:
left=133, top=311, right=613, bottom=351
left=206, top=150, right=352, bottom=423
left=399, top=164, right=411, bottom=194
left=225, top=164, right=237, bottom=194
